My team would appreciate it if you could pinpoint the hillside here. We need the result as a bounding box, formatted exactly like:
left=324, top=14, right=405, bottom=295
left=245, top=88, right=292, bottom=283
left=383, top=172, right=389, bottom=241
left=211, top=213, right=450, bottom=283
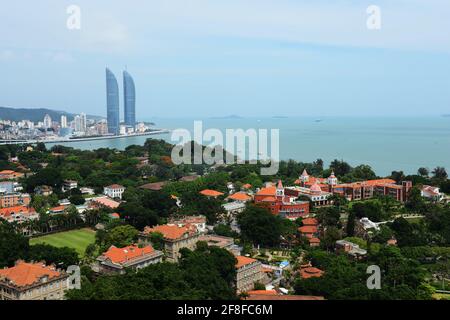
left=0, top=106, right=103, bottom=122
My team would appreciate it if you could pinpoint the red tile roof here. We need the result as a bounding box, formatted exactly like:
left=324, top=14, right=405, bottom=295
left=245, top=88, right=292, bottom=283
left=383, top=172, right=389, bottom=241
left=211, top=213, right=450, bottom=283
left=200, top=189, right=224, bottom=197
left=302, top=218, right=318, bottom=226
left=106, top=184, right=124, bottom=189
left=227, top=192, right=252, bottom=201
left=103, top=245, right=154, bottom=264
left=92, top=197, right=120, bottom=209
left=298, top=226, right=318, bottom=234
left=0, top=261, right=61, bottom=287
left=49, top=205, right=66, bottom=212
left=300, top=266, right=324, bottom=279
left=236, top=256, right=258, bottom=269
left=144, top=224, right=191, bottom=240
left=247, top=290, right=278, bottom=296
left=0, top=206, right=33, bottom=218
left=260, top=196, right=277, bottom=202
left=256, top=186, right=277, bottom=196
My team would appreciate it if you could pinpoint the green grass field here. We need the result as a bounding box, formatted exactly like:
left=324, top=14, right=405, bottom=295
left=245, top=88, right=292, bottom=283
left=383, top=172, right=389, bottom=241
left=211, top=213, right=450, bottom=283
left=30, top=228, right=96, bottom=257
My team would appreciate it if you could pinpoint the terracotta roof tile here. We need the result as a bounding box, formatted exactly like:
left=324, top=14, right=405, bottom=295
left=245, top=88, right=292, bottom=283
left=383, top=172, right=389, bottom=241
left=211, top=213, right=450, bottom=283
left=0, top=261, right=61, bottom=287
left=236, top=256, right=258, bottom=269
left=227, top=192, right=252, bottom=201
left=103, top=245, right=154, bottom=264
left=144, top=224, right=191, bottom=240
left=200, top=189, right=224, bottom=197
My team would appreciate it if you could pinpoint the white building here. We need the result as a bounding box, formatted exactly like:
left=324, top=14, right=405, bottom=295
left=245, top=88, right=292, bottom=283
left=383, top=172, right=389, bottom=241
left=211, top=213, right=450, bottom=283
left=104, top=184, right=125, bottom=199
left=421, top=185, right=444, bottom=202
left=60, top=115, right=68, bottom=128
left=74, top=113, right=87, bottom=133
left=43, top=114, right=52, bottom=129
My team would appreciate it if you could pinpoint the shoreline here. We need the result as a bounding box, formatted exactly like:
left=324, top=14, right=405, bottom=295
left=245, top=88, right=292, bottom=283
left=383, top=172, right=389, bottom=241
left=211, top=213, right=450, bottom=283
left=0, top=129, right=171, bottom=145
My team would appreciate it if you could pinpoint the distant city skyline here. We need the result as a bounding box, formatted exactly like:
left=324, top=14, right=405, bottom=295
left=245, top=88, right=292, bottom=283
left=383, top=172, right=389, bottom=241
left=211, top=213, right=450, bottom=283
left=0, top=1, right=449, bottom=118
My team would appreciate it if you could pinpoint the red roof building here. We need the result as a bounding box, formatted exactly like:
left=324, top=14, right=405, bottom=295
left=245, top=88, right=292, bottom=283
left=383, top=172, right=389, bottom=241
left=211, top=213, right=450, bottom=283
left=96, top=245, right=163, bottom=274
left=254, top=181, right=309, bottom=220
left=0, top=261, right=69, bottom=300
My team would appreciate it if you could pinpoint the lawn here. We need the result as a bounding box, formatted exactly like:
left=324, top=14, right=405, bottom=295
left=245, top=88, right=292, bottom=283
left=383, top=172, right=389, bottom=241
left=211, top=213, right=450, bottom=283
left=30, top=228, right=96, bottom=257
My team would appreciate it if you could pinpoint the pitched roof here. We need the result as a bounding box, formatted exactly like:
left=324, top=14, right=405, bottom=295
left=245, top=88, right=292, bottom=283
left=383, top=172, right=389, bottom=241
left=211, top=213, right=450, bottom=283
left=0, top=206, right=33, bottom=218
left=0, top=261, right=61, bottom=287
left=91, top=197, right=120, bottom=209
left=300, top=266, right=324, bottom=279
left=298, top=226, right=318, bottom=234
left=105, top=184, right=124, bottom=189
left=200, top=189, right=224, bottom=197
left=309, top=237, right=321, bottom=244
left=242, top=183, right=252, bottom=189
left=236, top=256, right=258, bottom=269
left=227, top=192, right=252, bottom=201
left=49, top=205, right=66, bottom=212
left=256, top=186, right=277, bottom=196
left=302, top=218, right=318, bottom=226
left=277, top=180, right=283, bottom=189
left=103, top=245, right=154, bottom=264
left=144, top=224, right=191, bottom=240
left=247, top=290, right=278, bottom=296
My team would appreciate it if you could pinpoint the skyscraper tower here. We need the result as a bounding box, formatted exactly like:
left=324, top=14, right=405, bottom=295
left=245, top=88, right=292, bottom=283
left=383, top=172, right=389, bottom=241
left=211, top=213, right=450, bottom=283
left=106, top=68, right=120, bottom=135
left=123, top=70, right=136, bottom=128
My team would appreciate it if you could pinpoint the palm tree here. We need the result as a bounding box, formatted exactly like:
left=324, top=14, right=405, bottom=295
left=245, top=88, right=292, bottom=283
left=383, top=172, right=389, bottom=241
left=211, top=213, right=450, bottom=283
left=432, top=167, right=448, bottom=180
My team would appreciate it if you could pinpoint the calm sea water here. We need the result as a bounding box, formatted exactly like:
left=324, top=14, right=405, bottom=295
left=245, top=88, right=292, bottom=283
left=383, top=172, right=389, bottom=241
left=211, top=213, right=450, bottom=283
left=46, top=116, right=450, bottom=176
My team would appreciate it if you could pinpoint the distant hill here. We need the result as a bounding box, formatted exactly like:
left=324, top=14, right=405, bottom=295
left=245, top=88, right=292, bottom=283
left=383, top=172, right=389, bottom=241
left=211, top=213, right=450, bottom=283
left=0, top=106, right=103, bottom=122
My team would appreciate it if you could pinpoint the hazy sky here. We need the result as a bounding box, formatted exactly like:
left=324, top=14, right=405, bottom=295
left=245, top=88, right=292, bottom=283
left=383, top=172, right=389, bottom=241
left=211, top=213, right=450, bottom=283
left=0, top=0, right=449, bottom=119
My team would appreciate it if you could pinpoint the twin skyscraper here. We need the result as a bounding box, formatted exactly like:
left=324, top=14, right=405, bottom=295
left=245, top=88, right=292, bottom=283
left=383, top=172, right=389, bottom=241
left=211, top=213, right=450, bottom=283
left=106, top=68, right=136, bottom=135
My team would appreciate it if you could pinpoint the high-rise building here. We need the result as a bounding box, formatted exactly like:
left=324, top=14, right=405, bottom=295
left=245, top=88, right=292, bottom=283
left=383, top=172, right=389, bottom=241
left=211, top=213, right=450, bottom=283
left=73, top=113, right=87, bottom=133
left=80, top=113, right=87, bottom=132
left=60, top=115, right=67, bottom=128
left=106, top=68, right=120, bottom=135
left=123, top=70, right=136, bottom=128
left=43, top=114, right=52, bottom=129
left=74, top=115, right=82, bottom=132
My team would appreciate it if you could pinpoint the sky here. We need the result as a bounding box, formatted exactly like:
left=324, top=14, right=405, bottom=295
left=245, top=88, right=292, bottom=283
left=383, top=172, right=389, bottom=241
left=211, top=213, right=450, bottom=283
left=0, top=0, right=449, bottom=119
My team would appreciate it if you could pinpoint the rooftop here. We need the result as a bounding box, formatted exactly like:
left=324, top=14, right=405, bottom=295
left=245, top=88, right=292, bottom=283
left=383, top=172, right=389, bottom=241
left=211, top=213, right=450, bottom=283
left=0, top=261, right=62, bottom=287
left=102, top=245, right=155, bottom=264
left=236, top=255, right=258, bottom=269
left=143, top=224, right=194, bottom=240
left=227, top=192, right=252, bottom=202
left=200, top=189, right=224, bottom=197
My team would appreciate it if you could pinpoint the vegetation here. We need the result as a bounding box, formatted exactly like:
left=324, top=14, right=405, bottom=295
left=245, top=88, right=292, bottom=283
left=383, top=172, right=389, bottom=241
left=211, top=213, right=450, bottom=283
left=30, top=228, right=96, bottom=257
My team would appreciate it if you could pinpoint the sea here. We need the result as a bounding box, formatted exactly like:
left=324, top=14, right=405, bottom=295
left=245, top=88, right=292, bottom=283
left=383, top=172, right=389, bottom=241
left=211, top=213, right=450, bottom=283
left=45, top=116, right=450, bottom=177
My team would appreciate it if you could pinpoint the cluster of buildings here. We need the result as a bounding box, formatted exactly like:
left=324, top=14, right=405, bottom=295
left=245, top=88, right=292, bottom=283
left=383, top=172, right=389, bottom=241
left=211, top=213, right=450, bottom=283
left=0, top=67, right=156, bottom=141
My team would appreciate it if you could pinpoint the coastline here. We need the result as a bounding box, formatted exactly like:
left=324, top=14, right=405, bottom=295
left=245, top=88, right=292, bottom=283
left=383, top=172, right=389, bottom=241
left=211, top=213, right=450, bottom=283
left=0, top=129, right=171, bottom=145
